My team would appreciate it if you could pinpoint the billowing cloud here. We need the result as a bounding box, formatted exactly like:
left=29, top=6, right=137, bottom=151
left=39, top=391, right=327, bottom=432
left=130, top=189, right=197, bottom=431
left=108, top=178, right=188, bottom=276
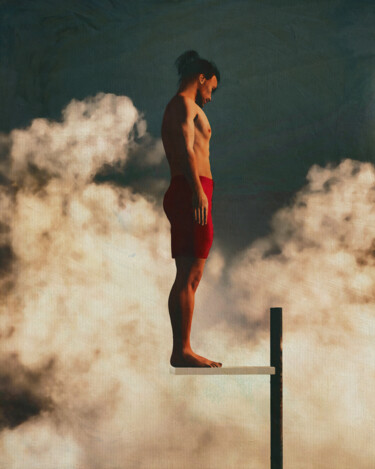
left=0, top=93, right=374, bottom=468
left=9, top=92, right=145, bottom=184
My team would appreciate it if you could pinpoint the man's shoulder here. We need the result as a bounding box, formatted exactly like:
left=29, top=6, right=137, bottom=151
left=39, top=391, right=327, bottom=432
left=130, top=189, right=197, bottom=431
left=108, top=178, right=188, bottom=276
left=169, top=94, right=198, bottom=117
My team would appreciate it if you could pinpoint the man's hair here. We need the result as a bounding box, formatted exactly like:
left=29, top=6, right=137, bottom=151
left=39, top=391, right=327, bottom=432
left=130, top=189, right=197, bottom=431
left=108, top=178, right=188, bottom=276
left=175, top=50, right=220, bottom=88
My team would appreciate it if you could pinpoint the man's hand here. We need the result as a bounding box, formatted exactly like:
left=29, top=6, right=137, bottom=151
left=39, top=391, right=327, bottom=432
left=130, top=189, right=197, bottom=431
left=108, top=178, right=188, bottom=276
left=192, top=191, right=208, bottom=225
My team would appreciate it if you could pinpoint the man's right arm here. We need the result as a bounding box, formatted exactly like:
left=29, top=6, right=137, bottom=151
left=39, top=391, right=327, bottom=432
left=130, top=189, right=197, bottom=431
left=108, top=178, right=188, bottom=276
left=175, top=97, right=204, bottom=196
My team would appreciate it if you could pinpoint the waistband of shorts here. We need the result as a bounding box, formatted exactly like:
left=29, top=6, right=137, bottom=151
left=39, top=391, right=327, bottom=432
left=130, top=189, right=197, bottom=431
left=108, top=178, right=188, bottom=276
left=170, top=174, right=215, bottom=186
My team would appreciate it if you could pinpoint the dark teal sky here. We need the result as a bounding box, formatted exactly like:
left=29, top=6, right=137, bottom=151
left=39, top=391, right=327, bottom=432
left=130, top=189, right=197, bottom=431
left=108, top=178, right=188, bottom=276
left=1, top=0, right=375, bottom=256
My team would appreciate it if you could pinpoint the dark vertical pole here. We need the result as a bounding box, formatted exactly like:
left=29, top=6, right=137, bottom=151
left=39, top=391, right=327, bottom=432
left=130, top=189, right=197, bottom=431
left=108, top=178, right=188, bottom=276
left=270, top=307, right=283, bottom=469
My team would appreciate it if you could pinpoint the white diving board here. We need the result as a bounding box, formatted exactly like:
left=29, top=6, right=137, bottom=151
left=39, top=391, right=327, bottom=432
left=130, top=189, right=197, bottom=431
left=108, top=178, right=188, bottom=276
left=169, top=307, right=283, bottom=469
left=170, top=366, right=276, bottom=375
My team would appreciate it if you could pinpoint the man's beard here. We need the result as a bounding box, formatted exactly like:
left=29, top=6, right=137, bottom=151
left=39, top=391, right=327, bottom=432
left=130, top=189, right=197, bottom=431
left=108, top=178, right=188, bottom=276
left=195, top=90, right=203, bottom=108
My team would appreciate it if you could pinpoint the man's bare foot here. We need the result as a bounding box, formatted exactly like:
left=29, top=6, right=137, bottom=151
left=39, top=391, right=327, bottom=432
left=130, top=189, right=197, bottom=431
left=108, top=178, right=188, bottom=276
left=170, top=349, right=222, bottom=368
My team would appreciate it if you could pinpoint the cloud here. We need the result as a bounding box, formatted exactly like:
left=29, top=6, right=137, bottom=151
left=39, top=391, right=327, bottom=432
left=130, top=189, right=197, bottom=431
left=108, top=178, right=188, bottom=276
left=9, top=92, right=151, bottom=185
left=226, top=159, right=375, bottom=332
left=0, top=93, right=374, bottom=468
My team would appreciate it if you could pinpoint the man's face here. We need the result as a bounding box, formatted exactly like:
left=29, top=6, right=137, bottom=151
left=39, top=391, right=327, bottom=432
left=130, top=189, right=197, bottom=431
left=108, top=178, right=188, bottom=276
left=196, top=75, right=218, bottom=108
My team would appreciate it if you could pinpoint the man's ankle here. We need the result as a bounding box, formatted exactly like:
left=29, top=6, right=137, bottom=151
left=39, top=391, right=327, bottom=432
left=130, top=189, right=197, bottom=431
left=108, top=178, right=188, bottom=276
left=172, top=342, right=192, bottom=354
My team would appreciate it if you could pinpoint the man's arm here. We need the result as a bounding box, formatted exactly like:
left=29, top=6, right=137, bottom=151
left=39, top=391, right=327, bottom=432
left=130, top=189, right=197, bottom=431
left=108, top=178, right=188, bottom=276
left=175, top=96, right=204, bottom=196
left=174, top=96, right=208, bottom=225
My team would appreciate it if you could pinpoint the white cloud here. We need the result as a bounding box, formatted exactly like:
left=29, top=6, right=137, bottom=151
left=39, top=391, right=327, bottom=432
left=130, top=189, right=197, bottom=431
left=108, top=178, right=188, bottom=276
left=9, top=92, right=141, bottom=184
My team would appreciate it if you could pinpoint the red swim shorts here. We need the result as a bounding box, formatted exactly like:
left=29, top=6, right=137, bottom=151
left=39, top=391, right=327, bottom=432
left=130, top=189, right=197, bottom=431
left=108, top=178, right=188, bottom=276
left=163, top=175, right=215, bottom=259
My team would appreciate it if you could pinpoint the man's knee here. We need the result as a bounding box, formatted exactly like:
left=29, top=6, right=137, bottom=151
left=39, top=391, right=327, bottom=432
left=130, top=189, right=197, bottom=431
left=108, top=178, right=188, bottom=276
left=175, top=256, right=205, bottom=290
left=189, top=269, right=204, bottom=291
left=188, top=258, right=206, bottom=290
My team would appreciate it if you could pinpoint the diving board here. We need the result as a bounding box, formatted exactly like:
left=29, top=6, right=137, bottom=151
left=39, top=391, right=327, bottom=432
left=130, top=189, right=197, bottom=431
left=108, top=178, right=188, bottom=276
left=170, top=366, right=275, bottom=375
left=170, top=307, right=283, bottom=469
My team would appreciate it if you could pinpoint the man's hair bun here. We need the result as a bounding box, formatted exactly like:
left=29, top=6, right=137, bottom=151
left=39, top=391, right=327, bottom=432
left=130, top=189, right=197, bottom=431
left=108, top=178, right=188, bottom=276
left=174, top=50, right=220, bottom=87
left=174, top=50, right=200, bottom=76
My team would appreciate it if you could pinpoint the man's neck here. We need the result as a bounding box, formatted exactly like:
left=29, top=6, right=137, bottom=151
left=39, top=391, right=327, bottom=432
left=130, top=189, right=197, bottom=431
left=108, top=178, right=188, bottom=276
left=176, top=83, right=198, bottom=102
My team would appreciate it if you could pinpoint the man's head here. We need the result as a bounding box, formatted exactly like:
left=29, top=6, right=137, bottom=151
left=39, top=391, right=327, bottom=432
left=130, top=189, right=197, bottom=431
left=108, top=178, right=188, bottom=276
left=196, top=73, right=218, bottom=107
left=175, top=50, right=220, bottom=107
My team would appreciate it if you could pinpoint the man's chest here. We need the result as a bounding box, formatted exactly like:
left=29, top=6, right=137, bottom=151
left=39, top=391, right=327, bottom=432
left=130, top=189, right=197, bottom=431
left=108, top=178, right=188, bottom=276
left=194, top=111, right=212, bottom=139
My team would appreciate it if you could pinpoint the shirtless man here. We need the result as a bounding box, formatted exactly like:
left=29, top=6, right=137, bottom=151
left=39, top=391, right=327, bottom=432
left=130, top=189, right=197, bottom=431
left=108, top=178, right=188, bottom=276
left=161, top=50, right=222, bottom=368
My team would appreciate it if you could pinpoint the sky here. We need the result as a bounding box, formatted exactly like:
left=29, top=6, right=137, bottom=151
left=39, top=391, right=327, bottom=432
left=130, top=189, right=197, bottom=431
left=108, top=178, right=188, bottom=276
left=0, top=1, right=374, bottom=468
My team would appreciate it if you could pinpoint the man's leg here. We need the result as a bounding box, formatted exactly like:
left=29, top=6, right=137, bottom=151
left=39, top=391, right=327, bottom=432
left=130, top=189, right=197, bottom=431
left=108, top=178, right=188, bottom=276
left=168, top=255, right=222, bottom=368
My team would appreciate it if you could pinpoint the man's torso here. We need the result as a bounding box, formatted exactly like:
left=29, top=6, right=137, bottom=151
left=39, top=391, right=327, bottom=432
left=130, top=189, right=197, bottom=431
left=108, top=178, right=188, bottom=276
left=161, top=95, right=212, bottom=179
